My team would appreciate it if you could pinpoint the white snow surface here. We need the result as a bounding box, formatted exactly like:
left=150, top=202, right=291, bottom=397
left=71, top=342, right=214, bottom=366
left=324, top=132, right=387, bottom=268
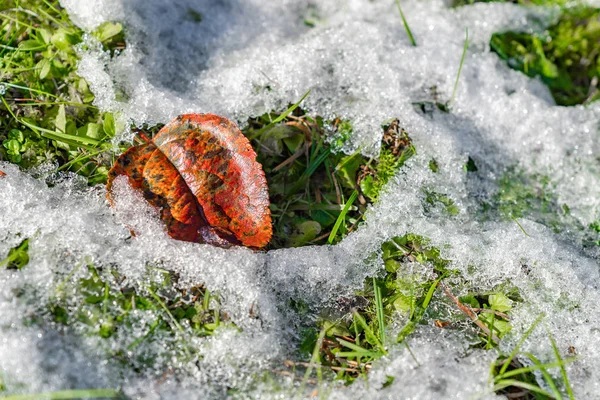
left=0, top=0, right=599, bottom=398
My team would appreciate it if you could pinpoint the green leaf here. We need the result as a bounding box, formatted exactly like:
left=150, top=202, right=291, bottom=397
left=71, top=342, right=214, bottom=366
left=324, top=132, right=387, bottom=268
left=336, top=153, right=363, bottom=189
left=392, top=292, right=415, bottom=312
left=458, top=295, right=480, bottom=309
left=384, top=258, right=401, bottom=273
left=360, top=175, right=376, bottom=199
left=3, top=139, right=21, bottom=155
left=488, top=293, right=513, bottom=312
left=0, top=239, right=29, bottom=270
left=282, top=133, right=304, bottom=153
left=382, top=375, right=395, bottom=389
left=102, top=113, right=116, bottom=137
left=77, top=123, right=103, bottom=140
left=37, top=28, right=51, bottom=44
left=8, top=129, right=24, bottom=143
left=321, top=320, right=350, bottom=337
left=18, top=39, right=45, bottom=51
left=51, top=29, right=80, bottom=51
left=37, top=58, right=51, bottom=79
left=93, top=22, right=123, bottom=43
left=55, top=105, right=67, bottom=133
left=187, top=9, right=203, bottom=22
left=429, top=158, right=439, bottom=173
left=286, top=221, right=321, bottom=247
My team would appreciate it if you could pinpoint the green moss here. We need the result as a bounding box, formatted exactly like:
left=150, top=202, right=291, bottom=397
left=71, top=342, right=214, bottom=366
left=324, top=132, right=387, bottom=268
left=491, top=6, right=600, bottom=106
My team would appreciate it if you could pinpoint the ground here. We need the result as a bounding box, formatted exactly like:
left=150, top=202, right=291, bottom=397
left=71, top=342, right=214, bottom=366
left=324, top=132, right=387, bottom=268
left=1, top=0, right=600, bottom=399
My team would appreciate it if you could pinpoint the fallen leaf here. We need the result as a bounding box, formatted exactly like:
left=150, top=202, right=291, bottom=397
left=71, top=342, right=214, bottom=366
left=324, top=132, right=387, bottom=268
left=107, top=114, right=272, bottom=248
left=0, top=170, right=5, bottom=177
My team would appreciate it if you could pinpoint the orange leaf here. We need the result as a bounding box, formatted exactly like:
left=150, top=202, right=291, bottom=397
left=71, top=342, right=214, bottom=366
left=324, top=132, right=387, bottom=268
left=107, top=114, right=272, bottom=248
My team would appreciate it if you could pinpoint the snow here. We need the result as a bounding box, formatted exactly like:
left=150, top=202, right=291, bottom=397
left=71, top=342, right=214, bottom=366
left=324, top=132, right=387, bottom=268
left=1, top=0, right=600, bottom=398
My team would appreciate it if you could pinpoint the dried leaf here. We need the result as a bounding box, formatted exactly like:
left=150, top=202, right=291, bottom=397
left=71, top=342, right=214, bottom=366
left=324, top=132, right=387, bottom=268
left=107, top=114, right=272, bottom=248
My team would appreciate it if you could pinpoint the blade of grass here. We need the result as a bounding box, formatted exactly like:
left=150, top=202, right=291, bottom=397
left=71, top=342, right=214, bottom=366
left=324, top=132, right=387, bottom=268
left=336, top=338, right=374, bottom=353
left=546, top=326, right=575, bottom=400
left=450, top=27, right=469, bottom=105
left=504, top=351, right=574, bottom=400
left=248, top=89, right=311, bottom=140
left=298, top=326, right=327, bottom=396
left=512, top=216, right=531, bottom=237
left=336, top=351, right=385, bottom=359
left=498, top=355, right=577, bottom=382
left=1, top=82, right=59, bottom=98
left=327, top=190, right=358, bottom=244
left=373, top=277, right=386, bottom=345
left=404, top=342, right=420, bottom=367
left=146, top=286, right=184, bottom=335
left=492, top=380, right=555, bottom=398
left=352, top=309, right=386, bottom=352
left=0, top=388, right=120, bottom=400
left=394, top=0, right=416, bottom=46
left=498, top=314, right=544, bottom=376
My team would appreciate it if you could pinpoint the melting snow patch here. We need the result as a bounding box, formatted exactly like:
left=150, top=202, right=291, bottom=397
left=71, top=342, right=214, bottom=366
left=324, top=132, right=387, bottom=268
left=0, top=0, right=599, bottom=398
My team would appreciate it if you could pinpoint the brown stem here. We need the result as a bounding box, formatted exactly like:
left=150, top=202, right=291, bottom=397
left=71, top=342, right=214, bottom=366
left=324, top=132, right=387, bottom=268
left=441, top=283, right=500, bottom=343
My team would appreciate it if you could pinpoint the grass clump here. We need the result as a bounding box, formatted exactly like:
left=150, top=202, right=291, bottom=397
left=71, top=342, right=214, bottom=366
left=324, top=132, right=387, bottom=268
left=291, top=234, right=520, bottom=386
left=488, top=316, right=577, bottom=399
left=0, top=0, right=124, bottom=185
left=49, top=261, right=227, bottom=341
left=242, top=107, right=415, bottom=249
left=491, top=6, right=600, bottom=106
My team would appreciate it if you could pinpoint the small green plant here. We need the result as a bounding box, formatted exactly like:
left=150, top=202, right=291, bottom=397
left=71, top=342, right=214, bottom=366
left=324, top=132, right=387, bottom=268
left=0, top=1, right=125, bottom=185
left=291, top=235, right=452, bottom=385
left=0, top=238, right=29, bottom=269
left=290, top=234, right=527, bottom=387
left=489, top=316, right=577, bottom=399
left=241, top=106, right=415, bottom=248
left=490, top=6, right=600, bottom=106
left=49, top=262, right=227, bottom=342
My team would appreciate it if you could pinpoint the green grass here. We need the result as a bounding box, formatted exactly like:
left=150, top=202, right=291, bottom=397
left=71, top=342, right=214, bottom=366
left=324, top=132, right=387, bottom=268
left=394, top=0, right=417, bottom=46
left=0, top=0, right=124, bottom=185
left=490, top=6, right=600, bottom=106
left=0, top=388, right=121, bottom=400
left=0, top=1, right=584, bottom=398
left=450, top=28, right=469, bottom=105
left=0, top=238, right=29, bottom=269
left=241, top=109, right=415, bottom=249
left=489, top=316, right=577, bottom=399
left=293, top=234, right=522, bottom=386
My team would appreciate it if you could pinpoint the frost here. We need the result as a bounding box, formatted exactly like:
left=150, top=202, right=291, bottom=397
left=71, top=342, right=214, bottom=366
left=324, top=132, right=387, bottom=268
left=1, top=0, right=600, bottom=398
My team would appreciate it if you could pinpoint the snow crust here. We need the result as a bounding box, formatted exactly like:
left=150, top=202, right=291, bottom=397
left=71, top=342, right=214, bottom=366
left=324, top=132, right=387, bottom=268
left=1, top=0, right=600, bottom=398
